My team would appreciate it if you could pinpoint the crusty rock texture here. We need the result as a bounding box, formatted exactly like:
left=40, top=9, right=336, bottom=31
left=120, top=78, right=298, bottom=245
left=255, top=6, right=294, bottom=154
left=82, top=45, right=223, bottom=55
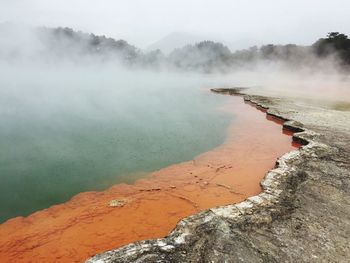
left=86, top=88, right=350, bottom=263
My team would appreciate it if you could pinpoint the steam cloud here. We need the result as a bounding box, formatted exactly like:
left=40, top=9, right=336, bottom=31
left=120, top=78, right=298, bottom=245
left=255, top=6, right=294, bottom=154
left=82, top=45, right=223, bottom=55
left=0, top=23, right=349, bottom=105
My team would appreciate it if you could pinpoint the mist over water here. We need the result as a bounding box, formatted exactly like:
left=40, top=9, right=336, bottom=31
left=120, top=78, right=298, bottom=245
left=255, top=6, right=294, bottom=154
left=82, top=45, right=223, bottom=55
left=0, top=63, right=237, bottom=223
left=1, top=59, right=349, bottom=223
left=1, top=23, right=349, bottom=224
left=224, top=64, right=350, bottom=104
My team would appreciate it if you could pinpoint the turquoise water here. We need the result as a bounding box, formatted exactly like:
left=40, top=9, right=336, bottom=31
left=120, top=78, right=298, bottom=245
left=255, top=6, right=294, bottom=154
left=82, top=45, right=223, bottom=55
left=0, top=67, right=233, bottom=223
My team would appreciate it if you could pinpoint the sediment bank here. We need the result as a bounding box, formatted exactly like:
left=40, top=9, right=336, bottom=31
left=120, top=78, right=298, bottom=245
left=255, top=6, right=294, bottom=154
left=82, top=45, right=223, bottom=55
left=0, top=95, right=297, bottom=263
left=87, top=88, right=350, bottom=263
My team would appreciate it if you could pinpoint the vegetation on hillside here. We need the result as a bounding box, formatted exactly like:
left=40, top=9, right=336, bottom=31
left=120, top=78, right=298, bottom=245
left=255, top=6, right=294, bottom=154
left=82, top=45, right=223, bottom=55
left=1, top=23, right=349, bottom=72
left=37, top=27, right=140, bottom=63
left=312, top=32, right=350, bottom=64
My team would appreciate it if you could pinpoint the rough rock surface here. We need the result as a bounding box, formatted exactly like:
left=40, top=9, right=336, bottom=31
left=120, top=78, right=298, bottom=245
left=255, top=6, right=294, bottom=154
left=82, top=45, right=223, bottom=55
left=86, top=88, right=350, bottom=263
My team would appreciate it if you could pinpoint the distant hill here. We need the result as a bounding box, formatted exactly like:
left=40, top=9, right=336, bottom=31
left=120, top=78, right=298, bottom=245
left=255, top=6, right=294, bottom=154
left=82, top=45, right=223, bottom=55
left=146, top=32, right=261, bottom=54
left=37, top=27, right=140, bottom=62
left=1, top=23, right=348, bottom=71
left=168, top=41, right=232, bottom=72
left=0, top=23, right=140, bottom=64
left=146, top=32, right=207, bottom=55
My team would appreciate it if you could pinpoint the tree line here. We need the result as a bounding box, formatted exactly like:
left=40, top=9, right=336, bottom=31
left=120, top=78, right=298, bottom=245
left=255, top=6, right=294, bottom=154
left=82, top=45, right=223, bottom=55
left=2, top=24, right=350, bottom=71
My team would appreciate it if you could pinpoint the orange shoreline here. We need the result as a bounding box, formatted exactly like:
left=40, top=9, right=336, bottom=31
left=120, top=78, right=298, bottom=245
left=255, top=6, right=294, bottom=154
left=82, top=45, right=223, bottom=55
left=0, top=96, right=300, bottom=263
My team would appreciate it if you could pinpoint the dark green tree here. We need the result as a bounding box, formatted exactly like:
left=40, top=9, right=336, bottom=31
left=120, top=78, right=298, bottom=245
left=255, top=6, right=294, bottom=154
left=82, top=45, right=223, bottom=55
left=312, top=32, right=350, bottom=64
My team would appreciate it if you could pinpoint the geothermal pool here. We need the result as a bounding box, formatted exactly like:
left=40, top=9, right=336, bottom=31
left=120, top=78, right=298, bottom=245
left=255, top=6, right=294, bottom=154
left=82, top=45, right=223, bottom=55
left=0, top=70, right=299, bottom=262
left=0, top=68, right=234, bottom=223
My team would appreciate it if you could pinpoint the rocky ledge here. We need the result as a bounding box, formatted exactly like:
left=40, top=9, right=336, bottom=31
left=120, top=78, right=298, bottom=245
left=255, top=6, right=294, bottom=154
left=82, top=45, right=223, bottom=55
left=87, top=88, right=350, bottom=263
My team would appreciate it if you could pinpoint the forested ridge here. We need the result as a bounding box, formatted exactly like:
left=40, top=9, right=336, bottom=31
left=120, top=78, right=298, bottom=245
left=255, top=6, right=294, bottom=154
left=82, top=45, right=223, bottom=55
left=1, top=24, right=350, bottom=71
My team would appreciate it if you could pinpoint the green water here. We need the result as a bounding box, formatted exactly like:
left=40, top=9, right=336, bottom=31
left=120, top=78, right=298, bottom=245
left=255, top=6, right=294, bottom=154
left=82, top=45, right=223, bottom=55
left=0, top=66, right=233, bottom=223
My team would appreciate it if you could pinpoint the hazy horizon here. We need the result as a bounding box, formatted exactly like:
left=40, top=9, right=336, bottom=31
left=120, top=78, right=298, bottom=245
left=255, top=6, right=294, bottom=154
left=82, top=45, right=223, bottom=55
left=1, top=0, right=350, bottom=49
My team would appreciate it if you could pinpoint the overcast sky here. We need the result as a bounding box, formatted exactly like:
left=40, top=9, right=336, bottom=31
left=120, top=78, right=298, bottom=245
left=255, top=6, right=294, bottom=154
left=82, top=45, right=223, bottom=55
left=1, top=0, right=350, bottom=48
